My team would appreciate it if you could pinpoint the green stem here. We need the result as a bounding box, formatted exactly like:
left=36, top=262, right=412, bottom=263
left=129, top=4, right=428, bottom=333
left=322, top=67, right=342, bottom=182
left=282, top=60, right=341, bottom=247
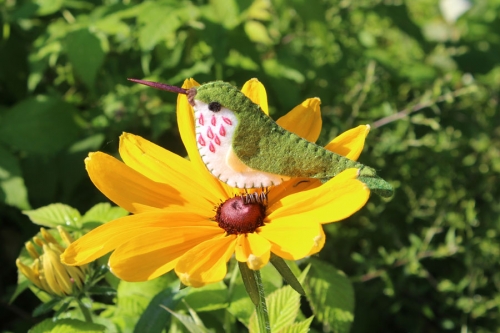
left=238, top=262, right=270, bottom=333
left=76, top=298, right=93, bottom=323
left=254, top=270, right=271, bottom=333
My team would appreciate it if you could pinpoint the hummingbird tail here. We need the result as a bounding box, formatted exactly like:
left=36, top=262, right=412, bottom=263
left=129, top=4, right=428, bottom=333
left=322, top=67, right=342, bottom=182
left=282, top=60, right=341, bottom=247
left=358, top=175, right=393, bottom=198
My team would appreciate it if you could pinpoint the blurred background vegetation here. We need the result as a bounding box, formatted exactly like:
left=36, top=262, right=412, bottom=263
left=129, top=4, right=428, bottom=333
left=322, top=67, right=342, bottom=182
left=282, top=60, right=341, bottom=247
left=1, top=0, right=499, bottom=332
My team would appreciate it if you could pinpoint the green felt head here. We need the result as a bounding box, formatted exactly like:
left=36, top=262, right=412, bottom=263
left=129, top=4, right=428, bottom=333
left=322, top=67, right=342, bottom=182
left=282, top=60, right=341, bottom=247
left=195, top=81, right=261, bottom=116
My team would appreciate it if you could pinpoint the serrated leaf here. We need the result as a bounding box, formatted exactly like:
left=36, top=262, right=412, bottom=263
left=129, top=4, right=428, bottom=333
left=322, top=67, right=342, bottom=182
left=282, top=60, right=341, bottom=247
left=66, top=29, right=105, bottom=88
left=80, top=203, right=128, bottom=225
left=0, top=144, right=30, bottom=209
left=0, top=96, right=80, bottom=154
left=267, top=285, right=301, bottom=332
left=23, top=203, right=81, bottom=228
left=248, top=284, right=302, bottom=333
left=278, top=316, right=314, bottom=333
left=305, top=258, right=354, bottom=333
left=29, top=318, right=106, bottom=333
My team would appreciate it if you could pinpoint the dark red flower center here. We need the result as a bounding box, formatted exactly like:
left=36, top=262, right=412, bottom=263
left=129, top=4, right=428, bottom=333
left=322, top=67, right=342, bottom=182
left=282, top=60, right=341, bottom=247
left=215, top=196, right=266, bottom=235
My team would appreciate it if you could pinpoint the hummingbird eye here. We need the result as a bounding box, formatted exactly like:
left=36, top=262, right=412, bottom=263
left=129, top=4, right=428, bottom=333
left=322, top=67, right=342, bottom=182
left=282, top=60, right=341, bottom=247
left=208, top=101, right=222, bottom=112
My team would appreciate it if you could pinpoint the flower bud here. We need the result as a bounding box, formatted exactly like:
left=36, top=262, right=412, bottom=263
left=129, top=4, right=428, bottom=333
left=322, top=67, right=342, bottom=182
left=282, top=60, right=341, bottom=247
left=16, top=227, right=88, bottom=297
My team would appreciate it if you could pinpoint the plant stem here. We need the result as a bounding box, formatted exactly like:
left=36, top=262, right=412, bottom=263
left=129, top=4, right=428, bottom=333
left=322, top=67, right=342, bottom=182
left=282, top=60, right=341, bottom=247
left=371, top=85, right=477, bottom=129
left=76, top=298, right=93, bottom=323
left=254, top=270, right=271, bottom=333
left=238, top=262, right=270, bottom=333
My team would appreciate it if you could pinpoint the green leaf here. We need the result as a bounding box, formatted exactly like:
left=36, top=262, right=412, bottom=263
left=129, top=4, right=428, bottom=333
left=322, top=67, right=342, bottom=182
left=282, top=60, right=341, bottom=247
left=66, top=29, right=106, bottom=88
left=260, top=260, right=283, bottom=292
left=161, top=303, right=209, bottom=333
left=68, top=134, right=106, bottom=154
left=32, top=298, right=62, bottom=317
left=23, top=203, right=81, bottom=228
left=269, top=254, right=305, bottom=296
left=87, top=286, right=117, bottom=296
left=29, top=318, right=106, bottom=333
left=80, top=203, right=128, bottom=225
left=0, top=144, right=30, bottom=209
left=244, top=21, right=273, bottom=45
left=0, top=96, right=80, bottom=154
left=204, top=0, right=241, bottom=29
left=278, top=316, right=314, bottom=333
left=33, top=0, right=64, bottom=16
left=228, top=267, right=255, bottom=326
left=305, top=258, right=354, bottom=333
left=9, top=279, right=31, bottom=303
left=133, top=281, right=183, bottom=333
left=266, top=285, right=301, bottom=332
left=110, top=276, right=177, bottom=332
left=238, top=261, right=260, bottom=307
left=52, top=300, right=72, bottom=318
left=183, top=281, right=228, bottom=312
left=137, top=2, right=183, bottom=51
left=228, top=262, right=282, bottom=326
left=116, top=274, right=177, bottom=318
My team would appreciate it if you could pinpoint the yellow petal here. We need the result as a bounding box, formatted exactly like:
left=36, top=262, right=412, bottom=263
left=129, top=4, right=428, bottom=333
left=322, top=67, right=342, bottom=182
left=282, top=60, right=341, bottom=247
left=109, top=226, right=224, bottom=281
left=267, top=178, right=321, bottom=206
left=307, top=227, right=325, bottom=256
left=267, top=169, right=370, bottom=224
left=324, top=125, right=370, bottom=161
left=86, top=152, right=192, bottom=214
left=16, top=259, right=42, bottom=289
left=177, top=78, right=200, bottom=166
left=43, top=244, right=73, bottom=295
left=268, top=169, right=354, bottom=208
left=276, top=98, right=322, bottom=142
left=62, top=211, right=212, bottom=266
left=119, top=133, right=223, bottom=212
left=235, top=233, right=271, bottom=270
left=259, top=220, right=324, bottom=260
left=177, top=79, right=233, bottom=199
left=241, top=78, right=269, bottom=115
left=175, top=235, right=237, bottom=287
left=41, top=246, right=67, bottom=296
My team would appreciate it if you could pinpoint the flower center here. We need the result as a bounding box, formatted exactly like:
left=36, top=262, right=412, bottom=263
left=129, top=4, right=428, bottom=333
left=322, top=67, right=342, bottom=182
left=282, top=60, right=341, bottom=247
left=215, top=195, right=267, bottom=235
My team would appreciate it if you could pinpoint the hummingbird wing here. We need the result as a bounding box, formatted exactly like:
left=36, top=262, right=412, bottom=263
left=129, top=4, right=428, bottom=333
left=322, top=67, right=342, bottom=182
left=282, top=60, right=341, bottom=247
left=231, top=110, right=394, bottom=197
left=232, top=111, right=363, bottom=180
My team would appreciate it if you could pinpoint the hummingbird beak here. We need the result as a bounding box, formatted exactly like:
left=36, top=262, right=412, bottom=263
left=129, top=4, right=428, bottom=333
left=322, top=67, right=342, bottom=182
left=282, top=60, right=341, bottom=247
left=128, top=78, right=198, bottom=106
left=127, top=78, right=188, bottom=94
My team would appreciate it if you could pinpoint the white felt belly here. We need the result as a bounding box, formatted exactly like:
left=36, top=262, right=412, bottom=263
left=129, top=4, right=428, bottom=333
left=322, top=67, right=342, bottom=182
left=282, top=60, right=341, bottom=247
left=194, top=100, right=289, bottom=188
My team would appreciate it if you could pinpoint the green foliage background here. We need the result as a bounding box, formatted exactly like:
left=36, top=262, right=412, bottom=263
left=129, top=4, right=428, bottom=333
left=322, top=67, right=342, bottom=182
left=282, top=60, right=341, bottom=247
left=1, top=0, right=499, bottom=332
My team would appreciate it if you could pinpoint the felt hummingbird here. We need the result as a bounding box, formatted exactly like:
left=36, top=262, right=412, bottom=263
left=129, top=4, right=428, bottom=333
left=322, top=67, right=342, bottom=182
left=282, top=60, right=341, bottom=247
left=128, top=79, right=393, bottom=197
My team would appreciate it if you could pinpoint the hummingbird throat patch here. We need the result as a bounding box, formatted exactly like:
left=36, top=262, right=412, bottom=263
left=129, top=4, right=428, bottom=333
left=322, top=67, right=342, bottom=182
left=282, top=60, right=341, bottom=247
left=193, top=100, right=289, bottom=188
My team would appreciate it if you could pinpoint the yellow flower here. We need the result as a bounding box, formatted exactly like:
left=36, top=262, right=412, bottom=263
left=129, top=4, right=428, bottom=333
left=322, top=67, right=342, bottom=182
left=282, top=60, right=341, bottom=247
left=17, top=227, right=88, bottom=297
left=61, top=78, right=370, bottom=287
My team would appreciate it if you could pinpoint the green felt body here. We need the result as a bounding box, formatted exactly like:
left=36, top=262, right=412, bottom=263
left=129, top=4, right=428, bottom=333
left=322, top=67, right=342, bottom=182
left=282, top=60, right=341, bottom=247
left=195, top=81, right=393, bottom=197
